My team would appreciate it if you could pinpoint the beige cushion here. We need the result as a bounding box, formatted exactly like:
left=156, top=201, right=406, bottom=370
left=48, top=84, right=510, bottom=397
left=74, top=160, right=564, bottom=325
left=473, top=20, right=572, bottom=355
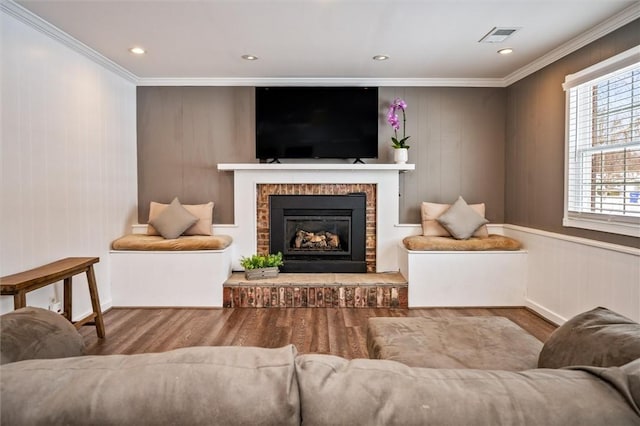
left=148, top=201, right=214, bottom=236
left=437, top=196, right=489, bottom=240
left=111, top=234, right=233, bottom=251
left=422, top=200, right=489, bottom=238
left=148, top=197, right=197, bottom=239
left=538, top=306, right=640, bottom=369
left=403, top=234, right=522, bottom=251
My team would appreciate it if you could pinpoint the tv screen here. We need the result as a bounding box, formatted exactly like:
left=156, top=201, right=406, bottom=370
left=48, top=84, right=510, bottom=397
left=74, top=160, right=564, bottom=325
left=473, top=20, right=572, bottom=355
left=255, top=87, right=379, bottom=160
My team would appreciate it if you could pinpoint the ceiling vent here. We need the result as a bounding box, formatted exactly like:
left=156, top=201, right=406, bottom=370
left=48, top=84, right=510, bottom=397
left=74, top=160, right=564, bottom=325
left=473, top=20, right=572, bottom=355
left=479, top=27, right=520, bottom=43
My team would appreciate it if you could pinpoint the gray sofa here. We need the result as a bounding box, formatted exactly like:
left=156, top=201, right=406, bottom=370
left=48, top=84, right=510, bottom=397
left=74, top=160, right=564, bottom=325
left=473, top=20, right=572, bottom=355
left=1, top=307, right=639, bottom=425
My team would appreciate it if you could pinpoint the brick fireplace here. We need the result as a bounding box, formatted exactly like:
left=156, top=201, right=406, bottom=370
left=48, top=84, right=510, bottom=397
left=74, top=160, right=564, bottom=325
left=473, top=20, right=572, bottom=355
left=257, top=184, right=376, bottom=272
left=217, top=163, right=414, bottom=273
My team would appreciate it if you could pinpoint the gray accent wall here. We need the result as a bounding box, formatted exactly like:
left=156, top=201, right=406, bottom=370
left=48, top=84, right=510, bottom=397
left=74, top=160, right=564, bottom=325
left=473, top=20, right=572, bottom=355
left=379, top=87, right=506, bottom=224
left=505, top=19, right=640, bottom=248
left=137, top=86, right=507, bottom=225
left=137, top=87, right=254, bottom=224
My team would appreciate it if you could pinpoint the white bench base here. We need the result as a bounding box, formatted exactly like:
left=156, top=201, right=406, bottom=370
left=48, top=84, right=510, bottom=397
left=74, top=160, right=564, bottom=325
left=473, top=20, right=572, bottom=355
left=110, top=248, right=232, bottom=307
left=398, top=243, right=527, bottom=307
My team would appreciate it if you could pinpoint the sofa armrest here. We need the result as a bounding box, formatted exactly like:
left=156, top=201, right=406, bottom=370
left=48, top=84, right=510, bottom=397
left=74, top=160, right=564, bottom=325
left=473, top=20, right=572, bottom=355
left=0, top=307, right=85, bottom=365
left=538, top=306, right=640, bottom=369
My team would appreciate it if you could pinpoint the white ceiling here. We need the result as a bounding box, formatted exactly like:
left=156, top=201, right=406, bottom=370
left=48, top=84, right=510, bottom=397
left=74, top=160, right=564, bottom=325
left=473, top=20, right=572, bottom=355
left=12, top=0, right=640, bottom=84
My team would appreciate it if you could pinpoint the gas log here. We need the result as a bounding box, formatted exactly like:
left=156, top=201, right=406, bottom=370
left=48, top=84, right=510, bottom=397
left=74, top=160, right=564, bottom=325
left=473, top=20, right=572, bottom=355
left=294, top=230, right=341, bottom=250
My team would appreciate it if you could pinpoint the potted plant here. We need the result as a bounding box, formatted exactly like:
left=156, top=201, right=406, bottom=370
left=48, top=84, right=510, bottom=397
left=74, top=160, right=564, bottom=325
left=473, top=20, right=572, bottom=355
left=387, top=97, right=410, bottom=164
left=240, top=252, right=284, bottom=280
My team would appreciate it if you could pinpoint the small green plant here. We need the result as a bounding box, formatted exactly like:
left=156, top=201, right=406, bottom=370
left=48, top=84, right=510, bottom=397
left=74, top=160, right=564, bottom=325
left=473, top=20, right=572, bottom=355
left=240, top=252, right=284, bottom=270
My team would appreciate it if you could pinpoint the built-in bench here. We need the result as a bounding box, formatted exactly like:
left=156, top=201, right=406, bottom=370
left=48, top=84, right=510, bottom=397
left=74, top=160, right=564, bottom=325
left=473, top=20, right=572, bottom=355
left=398, top=234, right=527, bottom=307
left=110, top=231, right=234, bottom=307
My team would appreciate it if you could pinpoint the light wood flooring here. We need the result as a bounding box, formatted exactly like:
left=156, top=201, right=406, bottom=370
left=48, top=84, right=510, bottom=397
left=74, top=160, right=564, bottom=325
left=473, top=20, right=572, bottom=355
left=79, top=307, right=556, bottom=359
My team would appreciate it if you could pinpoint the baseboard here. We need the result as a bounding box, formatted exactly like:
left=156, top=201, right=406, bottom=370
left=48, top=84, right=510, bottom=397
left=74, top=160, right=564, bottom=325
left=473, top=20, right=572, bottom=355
left=525, top=299, right=567, bottom=325
left=72, top=299, right=112, bottom=323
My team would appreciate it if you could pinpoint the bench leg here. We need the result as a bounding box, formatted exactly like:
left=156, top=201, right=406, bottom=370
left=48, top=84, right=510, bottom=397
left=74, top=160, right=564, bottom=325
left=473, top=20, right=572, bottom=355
left=86, top=265, right=106, bottom=338
left=13, top=292, right=26, bottom=310
left=63, top=277, right=72, bottom=321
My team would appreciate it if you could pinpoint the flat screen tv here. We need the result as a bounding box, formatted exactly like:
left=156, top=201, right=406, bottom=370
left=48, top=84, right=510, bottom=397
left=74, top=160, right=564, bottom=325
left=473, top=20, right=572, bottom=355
left=255, top=87, right=379, bottom=161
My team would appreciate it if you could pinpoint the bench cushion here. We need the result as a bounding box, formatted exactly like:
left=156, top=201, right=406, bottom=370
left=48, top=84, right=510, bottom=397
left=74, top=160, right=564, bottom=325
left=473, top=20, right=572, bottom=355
left=367, top=316, right=542, bottom=370
left=403, top=234, right=522, bottom=251
left=111, top=234, right=232, bottom=251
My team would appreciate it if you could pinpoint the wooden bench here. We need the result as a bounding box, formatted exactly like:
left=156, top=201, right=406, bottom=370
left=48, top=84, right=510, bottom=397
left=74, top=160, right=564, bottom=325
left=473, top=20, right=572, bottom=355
left=0, top=257, right=105, bottom=338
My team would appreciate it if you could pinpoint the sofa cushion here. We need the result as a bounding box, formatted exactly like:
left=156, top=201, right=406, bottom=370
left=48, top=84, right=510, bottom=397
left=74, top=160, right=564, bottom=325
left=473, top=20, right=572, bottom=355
left=367, top=316, right=542, bottom=370
left=0, top=307, right=84, bottom=365
left=0, top=345, right=300, bottom=426
left=538, top=307, right=640, bottom=369
left=621, top=358, right=640, bottom=409
left=295, top=354, right=640, bottom=425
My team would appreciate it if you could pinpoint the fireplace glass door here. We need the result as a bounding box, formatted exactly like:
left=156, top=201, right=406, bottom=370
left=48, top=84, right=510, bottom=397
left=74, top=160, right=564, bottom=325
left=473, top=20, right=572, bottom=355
left=270, top=194, right=366, bottom=273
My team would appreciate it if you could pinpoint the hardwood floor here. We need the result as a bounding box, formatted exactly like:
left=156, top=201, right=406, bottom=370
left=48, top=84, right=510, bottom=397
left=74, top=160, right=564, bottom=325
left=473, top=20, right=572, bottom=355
left=79, top=307, right=556, bottom=359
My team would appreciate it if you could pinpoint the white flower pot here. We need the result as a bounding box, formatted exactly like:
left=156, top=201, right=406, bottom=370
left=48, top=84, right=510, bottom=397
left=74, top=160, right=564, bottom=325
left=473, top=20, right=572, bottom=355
left=393, top=148, right=408, bottom=164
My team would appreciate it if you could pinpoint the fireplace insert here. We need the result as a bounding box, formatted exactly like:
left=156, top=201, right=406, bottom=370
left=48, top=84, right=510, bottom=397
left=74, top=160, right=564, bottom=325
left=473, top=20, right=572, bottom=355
left=270, top=194, right=366, bottom=273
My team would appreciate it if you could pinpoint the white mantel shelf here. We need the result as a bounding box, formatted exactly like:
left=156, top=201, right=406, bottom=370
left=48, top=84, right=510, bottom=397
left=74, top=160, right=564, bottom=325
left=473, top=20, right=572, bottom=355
left=217, top=163, right=415, bottom=171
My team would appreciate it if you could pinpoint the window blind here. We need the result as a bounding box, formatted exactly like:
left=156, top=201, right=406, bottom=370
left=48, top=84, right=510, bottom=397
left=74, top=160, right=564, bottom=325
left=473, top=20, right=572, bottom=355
left=564, top=47, right=640, bottom=235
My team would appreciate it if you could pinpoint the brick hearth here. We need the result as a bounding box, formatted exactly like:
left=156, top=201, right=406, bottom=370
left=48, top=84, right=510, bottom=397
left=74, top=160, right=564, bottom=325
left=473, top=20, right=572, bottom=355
left=223, top=272, right=408, bottom=308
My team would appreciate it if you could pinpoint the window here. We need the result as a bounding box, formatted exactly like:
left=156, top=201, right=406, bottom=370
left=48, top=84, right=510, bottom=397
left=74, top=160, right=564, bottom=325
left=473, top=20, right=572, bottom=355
left=563, top=47, right=640, bottom=237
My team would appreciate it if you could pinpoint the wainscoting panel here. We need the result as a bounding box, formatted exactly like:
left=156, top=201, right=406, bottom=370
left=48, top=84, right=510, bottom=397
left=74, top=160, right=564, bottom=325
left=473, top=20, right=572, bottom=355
left=502, top=225, right=640, bottom=324
left=1, top=10, right=137, bottom=317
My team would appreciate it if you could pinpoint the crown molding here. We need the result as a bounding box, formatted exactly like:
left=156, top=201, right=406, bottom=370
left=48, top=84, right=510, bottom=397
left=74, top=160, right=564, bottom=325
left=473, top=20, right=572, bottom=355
left=136, top=77, right=504, bottom=87
left=503, top=2, right=640, bottom=87
left=1, top=0, right=139, bottom=84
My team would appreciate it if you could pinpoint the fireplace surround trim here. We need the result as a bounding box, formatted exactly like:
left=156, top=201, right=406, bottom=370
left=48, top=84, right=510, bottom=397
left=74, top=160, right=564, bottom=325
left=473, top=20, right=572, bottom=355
left=218, top=164, right=415, bottom=272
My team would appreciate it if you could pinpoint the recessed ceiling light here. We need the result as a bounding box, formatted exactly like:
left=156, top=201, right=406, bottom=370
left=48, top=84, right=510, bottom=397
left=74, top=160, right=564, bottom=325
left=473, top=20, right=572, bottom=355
left=373, top=55, right=390, bottom=61
left=129, top=47, right=146, bottom=55
left=242, top=54, right=259, bottom=61
left=497, top=48, right=514, bottom=55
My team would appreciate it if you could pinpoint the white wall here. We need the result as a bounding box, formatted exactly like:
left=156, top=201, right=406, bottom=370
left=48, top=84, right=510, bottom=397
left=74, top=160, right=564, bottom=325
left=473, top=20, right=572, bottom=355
left=0, top=10, right=137, bottom=319
left=503, top=225, right=640, bottom=324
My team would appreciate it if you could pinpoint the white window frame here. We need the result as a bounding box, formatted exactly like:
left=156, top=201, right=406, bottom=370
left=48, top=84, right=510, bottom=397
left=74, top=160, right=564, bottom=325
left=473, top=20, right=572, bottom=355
left=563, top=46, right=640, bottom=238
